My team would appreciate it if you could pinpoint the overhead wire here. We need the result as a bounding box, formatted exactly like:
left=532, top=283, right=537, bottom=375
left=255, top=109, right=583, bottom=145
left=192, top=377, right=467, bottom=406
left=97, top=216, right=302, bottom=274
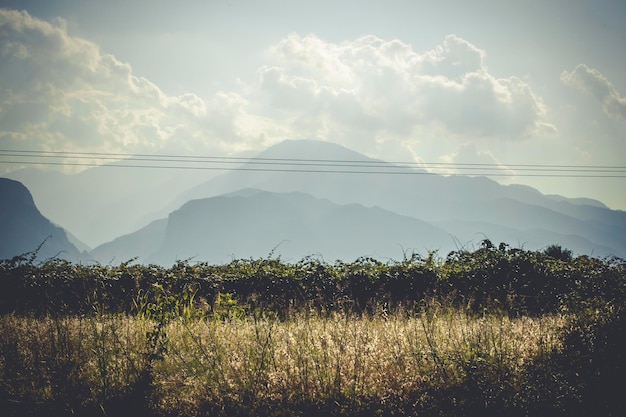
left=1, top=149, right=625, bottom=178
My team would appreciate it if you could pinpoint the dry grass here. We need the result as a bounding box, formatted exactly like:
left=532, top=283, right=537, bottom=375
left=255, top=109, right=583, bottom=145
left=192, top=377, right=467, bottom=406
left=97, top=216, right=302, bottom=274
left=0, top=303, right=567, bottom=416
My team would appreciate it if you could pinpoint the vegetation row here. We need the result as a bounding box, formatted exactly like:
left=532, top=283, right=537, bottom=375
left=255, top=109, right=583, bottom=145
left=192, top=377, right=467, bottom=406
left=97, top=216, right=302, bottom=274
left=0, top=241, right=624, bottom=317
left=0, top=242, right=624, bottom=416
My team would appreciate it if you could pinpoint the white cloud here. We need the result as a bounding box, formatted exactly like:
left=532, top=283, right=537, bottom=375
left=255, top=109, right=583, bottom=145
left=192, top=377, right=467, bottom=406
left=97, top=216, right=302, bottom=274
left=0, top=9, right=266, bottom=166
left=439, top=143, right=516, bottom=178
left=420, top=34, right=486, bottom=79
left=255, top=33, right=556, bottom=149
left=0, top=9, right=557, bottom=173
left=561, top=64, right=626, bottom=123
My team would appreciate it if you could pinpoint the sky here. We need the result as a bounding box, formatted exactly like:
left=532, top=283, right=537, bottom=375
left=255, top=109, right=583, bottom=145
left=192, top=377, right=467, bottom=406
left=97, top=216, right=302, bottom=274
left=1, top=0, right=625, bottom=209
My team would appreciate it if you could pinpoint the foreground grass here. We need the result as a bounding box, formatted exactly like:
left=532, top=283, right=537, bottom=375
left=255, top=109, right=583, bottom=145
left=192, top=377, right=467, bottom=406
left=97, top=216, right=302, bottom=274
left=0, top=304, right=573, bottom=417
left=1, top=245, right=624, bottom=415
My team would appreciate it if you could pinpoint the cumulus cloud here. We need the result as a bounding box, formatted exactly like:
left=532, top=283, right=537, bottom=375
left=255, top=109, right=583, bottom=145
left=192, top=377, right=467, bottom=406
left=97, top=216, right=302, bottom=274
left=0, top=9, right=557, bottom=172
left=420, top=34, right=486, bottom=79
left=0, top=9, right=265, bottom=166
left=255, top=33, right=556, bottom=147
left=561, top=64, right=626, bottom=122
left=438, top=143, right=515, bottom=178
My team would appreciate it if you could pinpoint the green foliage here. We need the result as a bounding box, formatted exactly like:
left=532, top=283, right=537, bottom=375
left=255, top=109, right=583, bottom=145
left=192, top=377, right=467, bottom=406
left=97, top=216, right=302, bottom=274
left=0, top=245, right=623, bottom=318
left=543, top=244, right=574, bottom=262
left=211, top=292, right=245, bottom=320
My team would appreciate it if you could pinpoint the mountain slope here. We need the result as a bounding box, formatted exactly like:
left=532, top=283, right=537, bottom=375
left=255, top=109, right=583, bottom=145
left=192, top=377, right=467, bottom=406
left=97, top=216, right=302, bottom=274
left=0, top=178, right=84, bottom=262
left=171, top=139, right=626, bottom=258
left=8, top=139, right=625, bottom=261
left=5, top=161, right=215, bottom=248
left=93, top=189, right=453, bottom=266
left=89, top=219, right=168, bottom=265
left=173, top=139, right=388, bottom=211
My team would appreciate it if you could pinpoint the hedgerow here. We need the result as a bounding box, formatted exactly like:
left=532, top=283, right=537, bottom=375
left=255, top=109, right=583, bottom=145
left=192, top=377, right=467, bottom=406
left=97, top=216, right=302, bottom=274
left=0, top=242, right=623, bottom=317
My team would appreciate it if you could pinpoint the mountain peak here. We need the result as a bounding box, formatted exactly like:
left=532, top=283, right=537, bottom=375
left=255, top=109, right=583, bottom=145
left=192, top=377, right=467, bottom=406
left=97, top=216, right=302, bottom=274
left=257, top=139, right=377, bottom=162
left=0, top=178, right=38, bottom=215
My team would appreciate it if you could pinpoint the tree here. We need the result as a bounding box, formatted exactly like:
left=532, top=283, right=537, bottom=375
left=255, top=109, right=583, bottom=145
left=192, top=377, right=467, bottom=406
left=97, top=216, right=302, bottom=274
left=543, top=244, right=573, bottom=262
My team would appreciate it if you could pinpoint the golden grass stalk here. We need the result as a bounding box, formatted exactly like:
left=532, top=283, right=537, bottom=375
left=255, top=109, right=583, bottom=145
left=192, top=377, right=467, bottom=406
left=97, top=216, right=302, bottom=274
left=0, top=306, right=567, bottom=415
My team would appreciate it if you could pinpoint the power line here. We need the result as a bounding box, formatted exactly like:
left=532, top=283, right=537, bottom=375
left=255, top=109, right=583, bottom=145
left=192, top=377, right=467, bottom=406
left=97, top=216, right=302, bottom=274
left=2, top=148, right=625, bottom=169
left=2, top=159, right=626, bottom=177
left=1, top=149, right=625, bottom=178
left=2, top=151, right=626, bottom=173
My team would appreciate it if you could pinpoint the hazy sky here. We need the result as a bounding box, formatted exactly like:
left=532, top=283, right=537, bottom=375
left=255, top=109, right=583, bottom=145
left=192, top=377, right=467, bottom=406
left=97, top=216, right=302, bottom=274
left=1, top=0, right=625, bottom=209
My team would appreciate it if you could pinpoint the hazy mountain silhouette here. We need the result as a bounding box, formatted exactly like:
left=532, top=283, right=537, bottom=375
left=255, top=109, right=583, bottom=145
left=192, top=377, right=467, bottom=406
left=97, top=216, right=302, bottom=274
left=6, top=139, right=625, bottom=261
left=91, top=189, right=452, bottom=266
left=0, top=178, right=85, bottom=262
left=175, top=139, right=398, bottom=208
left=5, top=160, right=215, bottom=248
left=90, top=219, right=168, bottom=265
left=174, top=139, right=625, bottom=258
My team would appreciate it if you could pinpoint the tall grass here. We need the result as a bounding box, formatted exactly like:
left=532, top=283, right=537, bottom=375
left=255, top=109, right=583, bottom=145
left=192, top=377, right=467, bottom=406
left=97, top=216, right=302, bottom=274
left=0, top=314, right=151, bottom=415
left=1, top=247, right=623, bottom=415
left=0, top=302, right=568, bottom=416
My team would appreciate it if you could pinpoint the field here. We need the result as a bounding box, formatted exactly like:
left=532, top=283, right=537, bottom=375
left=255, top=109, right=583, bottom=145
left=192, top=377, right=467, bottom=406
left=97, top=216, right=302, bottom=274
left=0, top=243, right=624, bottom=416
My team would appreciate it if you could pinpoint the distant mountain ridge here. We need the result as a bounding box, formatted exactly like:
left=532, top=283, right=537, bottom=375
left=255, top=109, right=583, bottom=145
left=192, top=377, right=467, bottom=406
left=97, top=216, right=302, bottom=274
left=91, top=189, right=452, bottom=265
left=169, top=139, right=626, bottom=259
left=5, top=160, right=214, bottom=248
left=0, top=178, right=85, bottom=262
left=4, top=139, right=625, bottom=264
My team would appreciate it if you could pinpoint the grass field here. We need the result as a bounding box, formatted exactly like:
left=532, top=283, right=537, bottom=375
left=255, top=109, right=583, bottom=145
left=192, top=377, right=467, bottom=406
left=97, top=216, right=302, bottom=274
left=0, top=245, right=624, bottom=416
left=1, top=304, right=570, bottom=416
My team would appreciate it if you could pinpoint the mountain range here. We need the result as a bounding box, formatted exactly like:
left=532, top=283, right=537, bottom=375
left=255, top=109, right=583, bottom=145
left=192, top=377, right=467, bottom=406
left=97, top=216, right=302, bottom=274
left=92, top=189, right=451, bottom=265
left=5, top=160, right=215, bottom=248
left=3, top=139, right=625, bottom=265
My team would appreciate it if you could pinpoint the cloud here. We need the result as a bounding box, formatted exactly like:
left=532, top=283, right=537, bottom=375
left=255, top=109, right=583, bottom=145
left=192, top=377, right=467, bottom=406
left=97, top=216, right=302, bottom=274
left=438, top=143, right=515, bottom=178
left=420, top=34, right=486, bottom=79
left=561, top=64, right=626, bottom=122
left=0, top=9, right=557, bottom=173
left=0, top=9, right=264, bottom=165
left=256, top=33, right=555, bottom=146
